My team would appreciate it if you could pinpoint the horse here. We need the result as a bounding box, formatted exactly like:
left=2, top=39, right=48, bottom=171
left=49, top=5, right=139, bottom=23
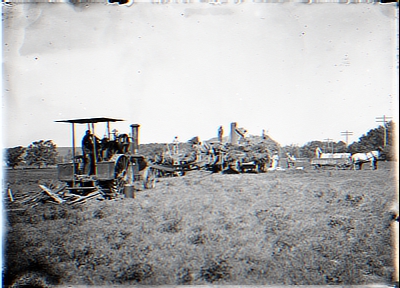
left=351, top=150, right=381, bottom=170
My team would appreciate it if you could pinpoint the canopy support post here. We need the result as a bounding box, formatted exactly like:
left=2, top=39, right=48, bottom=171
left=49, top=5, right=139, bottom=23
left=71, top=123, right=76, bottom=188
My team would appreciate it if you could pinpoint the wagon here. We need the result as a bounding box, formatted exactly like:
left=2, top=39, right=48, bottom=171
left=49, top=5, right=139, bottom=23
left=150, top=148, right=210, bottom=176
left=148, top=161, right=199, bottom=176
left=311, top=157, right=352, bottom=170
left=222, top=151, right=268, bottom=173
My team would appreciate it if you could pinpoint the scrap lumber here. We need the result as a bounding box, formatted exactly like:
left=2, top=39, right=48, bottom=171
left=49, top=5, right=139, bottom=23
left=39, top=184, right=65, bottom=204
left=68, top=190, right=101, bottom=206
left=7, top=187, right=14, bottom=202
left=20, top=194, right=41, bottom=205
left=53, top=183, right=67, bottom=195
left=8, top=182, right=103, bottom=207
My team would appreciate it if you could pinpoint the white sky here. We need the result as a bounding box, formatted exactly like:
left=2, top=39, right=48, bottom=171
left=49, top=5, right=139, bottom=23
left=2, top=2, right=398, bottom=147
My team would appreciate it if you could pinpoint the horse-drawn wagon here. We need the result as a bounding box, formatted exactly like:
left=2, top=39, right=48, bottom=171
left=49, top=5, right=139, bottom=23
left=311, top=150, right=385, bottom=171
left=311, top=153, right=352, bottom=170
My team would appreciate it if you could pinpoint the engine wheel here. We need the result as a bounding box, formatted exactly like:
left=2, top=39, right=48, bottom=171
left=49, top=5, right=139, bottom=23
left=114, top=155, right=130, bottom=194
left=100, top=155, right=130, bottom=198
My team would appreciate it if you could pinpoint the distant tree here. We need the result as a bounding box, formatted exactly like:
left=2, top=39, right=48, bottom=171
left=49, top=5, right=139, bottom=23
left=298, top=141, right=325, bottom=158
left=381, top=121, right=395, bottom=160
left=297, top=140, right=347, bottom=158
left=282, top=144, right=301, bottom=158
left=6, top=146, right=26, bottom=169
left=24, top=140, right=58, bottom=168
left=333, top=141, right=348, bottom=153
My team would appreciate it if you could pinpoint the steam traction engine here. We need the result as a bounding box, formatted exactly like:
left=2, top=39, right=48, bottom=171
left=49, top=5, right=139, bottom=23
left=56, top=118, right=155, bottom=199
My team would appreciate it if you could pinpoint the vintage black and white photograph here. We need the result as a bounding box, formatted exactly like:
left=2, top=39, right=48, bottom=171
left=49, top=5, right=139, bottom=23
left=2, top=1, right=399, bottom=286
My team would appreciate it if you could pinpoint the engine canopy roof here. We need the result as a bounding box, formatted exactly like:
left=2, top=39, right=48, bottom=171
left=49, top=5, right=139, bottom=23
left=55, top=117, right=124, bottom=124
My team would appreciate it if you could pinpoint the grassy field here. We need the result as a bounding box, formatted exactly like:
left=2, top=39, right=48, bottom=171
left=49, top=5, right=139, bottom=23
left=3, top=162, right=398, bottom=286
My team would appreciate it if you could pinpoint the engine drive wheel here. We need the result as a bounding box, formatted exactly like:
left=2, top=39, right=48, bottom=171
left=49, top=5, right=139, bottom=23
left=100, top=154, right=131, bottom=198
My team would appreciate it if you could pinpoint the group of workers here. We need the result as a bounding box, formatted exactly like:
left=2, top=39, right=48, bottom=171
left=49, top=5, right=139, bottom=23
left=268, top=151, right=297, bottom=170
left=173, top=129, right=299, bottom=171
left=81, top=126, right=301, bottom=175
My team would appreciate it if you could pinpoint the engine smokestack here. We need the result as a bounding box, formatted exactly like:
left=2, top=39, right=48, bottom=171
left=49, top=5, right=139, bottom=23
left=130, top=124, right=140, bottom=155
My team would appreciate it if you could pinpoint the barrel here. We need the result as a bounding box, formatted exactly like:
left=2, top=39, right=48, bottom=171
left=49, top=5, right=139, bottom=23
left=123, top=184, right=135, bottom=198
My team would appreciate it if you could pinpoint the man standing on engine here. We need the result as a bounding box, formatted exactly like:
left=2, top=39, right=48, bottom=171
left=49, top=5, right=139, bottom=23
left=82, top=130, right=95, bottom=175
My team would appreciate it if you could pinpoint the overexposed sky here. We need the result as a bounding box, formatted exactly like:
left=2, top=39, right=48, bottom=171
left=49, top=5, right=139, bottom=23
left=2, top=2, right=398, bottom=147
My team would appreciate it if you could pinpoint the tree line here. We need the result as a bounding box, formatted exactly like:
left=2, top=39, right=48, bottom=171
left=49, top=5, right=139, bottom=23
left=5, top=140, right=58, bottom=169
left=283, top=121, right=396, bottom=160
left=5, top=121, right=396, bottom=169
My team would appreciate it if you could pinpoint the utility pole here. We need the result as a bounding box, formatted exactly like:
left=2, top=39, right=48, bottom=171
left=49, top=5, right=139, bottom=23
left=324, top=138, right=333, bottom=154
left=340, top=130, right=353, bottom=147
left=375, top=115, right=392, bottom=147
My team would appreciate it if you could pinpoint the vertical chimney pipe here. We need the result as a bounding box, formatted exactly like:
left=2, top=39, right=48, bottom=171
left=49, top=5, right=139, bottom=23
left=130, top=124, right=140, bottom=155
left=130, top=124, right=140, bottom=183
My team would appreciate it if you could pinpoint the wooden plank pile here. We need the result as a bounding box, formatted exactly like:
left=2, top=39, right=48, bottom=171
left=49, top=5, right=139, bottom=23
left=6, top=183, right=103, bottom=208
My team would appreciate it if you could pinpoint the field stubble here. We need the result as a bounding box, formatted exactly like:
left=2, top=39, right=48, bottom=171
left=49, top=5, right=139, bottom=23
left=3, top=162, right=398, bottom=286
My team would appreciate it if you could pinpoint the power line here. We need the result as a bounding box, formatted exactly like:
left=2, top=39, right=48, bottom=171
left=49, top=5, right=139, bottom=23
left=375, top=115, right=392, bottom=147
left=340, top=130, right=353, bottom=147
left=376, top=115, right=392, bottom=126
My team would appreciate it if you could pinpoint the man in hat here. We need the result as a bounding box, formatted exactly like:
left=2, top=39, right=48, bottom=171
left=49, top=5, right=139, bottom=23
left=218, top=126, right=224, bottom=143
left=172, top=136, right=179, bottom=154
left=82, top=130, right=93, bottom=155
left=286, top=152, right=296, bottom=168
left=82, top=130, right=95, bottom=174
left=315, top=147, right=322, bottom=158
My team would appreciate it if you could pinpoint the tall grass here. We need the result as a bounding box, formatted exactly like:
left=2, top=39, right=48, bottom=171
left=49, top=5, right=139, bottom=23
left=4, top=166, right=397, bottom=286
